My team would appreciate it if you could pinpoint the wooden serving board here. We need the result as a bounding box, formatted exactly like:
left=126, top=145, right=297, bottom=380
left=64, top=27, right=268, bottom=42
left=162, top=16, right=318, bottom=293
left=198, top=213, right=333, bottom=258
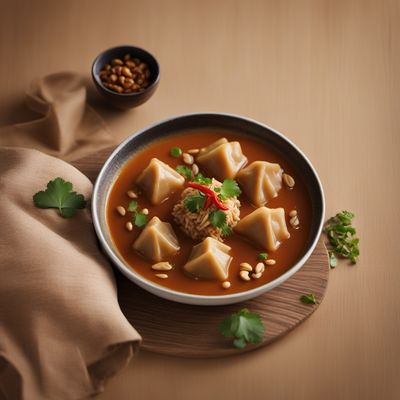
left=73, top=148, right=329, bottom=358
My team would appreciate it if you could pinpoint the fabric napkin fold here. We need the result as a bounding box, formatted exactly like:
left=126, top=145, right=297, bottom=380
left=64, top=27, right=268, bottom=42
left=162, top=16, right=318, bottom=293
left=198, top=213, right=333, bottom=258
left=0, top=74, right=140, bottom=400
left=0, top=72, right=115, bottom=161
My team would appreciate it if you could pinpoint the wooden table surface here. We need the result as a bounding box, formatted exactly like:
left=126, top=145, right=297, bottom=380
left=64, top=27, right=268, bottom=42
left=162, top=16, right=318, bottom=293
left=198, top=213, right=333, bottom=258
left=1, top=0, right=399, bottom=399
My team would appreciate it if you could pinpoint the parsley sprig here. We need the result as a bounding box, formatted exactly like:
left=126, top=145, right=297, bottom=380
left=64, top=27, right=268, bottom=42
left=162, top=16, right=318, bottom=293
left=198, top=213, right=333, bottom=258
left=33, top=177, right=86, bottom=218
left=324, top=211, right=359, bottom=267
left=219, top=309, right=265, bottom=349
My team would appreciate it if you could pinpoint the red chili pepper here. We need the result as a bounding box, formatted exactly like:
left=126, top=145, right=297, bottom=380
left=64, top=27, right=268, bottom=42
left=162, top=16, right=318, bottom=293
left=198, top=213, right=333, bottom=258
left=188, top=182, right=229, bottom=211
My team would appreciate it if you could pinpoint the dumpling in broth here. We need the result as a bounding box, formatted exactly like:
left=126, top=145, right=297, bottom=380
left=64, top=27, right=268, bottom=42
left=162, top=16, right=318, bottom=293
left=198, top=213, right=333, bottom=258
left=234, top=207, right=290, bottom=252
left=196, top=138, right=247, bottom=181
left=184, top=237, right=232, bottom=281
left=237, top=161, right=283, bottom=206
left=136, top=158, right=184, bottom=205
left=133, top=217, right=180, bottom=262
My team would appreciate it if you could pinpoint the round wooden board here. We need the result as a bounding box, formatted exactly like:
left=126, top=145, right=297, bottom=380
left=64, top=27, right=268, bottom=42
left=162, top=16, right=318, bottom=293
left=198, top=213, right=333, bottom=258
left=73, top=148, right=329, bottom=358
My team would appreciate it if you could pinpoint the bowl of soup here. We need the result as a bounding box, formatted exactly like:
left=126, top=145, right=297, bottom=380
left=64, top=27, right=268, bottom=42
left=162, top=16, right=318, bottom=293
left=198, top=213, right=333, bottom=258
left=92, top=113, right=325, bottom=305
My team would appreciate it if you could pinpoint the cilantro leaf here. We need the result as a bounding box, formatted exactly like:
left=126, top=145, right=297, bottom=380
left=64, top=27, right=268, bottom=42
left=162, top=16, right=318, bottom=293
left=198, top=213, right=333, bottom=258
left=217, top=179, right=241, bottom=200
left=300, top=294, right=318, bottom=304
left=134, top=212, right=148, bottom=227
left=33, top=177, right=86, bottom=218
left=176, top=165, right=193, bottom=180
left=127, top=200, right=138, bottom=212
left=193, top=173, right=212, bottom=185
left=170, top=147, right=182, bottom=158
left=184, top=193, right=205, bottom=212
left=209, top=210, right=232, bottom=236
left=258, top=252, right=268, bottom=261
left=209, top=209, right=227, bottom=227
left=220, top=223, right=232, bottom=236
left=219, top=309, right=265, bottom=348
left=324, top=211, right=359, bottom=264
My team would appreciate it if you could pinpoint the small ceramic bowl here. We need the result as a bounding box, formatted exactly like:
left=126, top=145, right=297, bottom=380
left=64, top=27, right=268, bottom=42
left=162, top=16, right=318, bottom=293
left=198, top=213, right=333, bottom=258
left=92, top=113, right=325, bottom=306
left=91, top=45, right=160, bottom=109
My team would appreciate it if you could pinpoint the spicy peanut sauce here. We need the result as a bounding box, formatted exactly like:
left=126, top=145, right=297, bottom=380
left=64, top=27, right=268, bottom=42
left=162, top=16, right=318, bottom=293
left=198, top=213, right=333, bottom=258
left=107, top=130, right=312, bottom=295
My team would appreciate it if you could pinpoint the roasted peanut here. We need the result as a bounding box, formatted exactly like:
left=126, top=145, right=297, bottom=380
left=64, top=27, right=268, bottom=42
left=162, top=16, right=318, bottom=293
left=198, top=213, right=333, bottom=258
left=99, top=55, right=151, bottom=94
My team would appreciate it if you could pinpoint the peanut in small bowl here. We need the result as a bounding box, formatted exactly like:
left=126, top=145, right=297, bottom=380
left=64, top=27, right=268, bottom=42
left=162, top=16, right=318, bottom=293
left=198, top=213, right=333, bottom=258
left=92, top=45, right=160, bottom=109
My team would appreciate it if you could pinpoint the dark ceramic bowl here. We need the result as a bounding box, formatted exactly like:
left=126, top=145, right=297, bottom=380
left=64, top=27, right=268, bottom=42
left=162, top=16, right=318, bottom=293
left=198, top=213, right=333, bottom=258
left=91, top=45, right=160, bottom=109
left=92, top=113, right=325, bottom=306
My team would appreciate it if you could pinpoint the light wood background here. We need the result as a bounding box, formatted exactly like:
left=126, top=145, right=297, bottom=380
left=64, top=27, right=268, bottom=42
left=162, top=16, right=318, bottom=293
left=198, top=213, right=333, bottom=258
left=1, top=0, right=399, bottom=399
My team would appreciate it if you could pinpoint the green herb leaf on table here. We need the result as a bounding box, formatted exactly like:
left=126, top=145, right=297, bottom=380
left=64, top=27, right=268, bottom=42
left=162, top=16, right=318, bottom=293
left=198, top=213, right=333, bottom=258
left=215, top=179, right=241, bottom=200
left=219, top=309, right=265, bottom=349
left=258, top=252, right=268, bottom=261
left=184, top=193, right=206, bottom=212
left=300, top=293, right=318, bottom=304
left=193, top=173, right=212, bottom=185
left=170, top=147, right=182, bottom=158
left=33, top=177, right=86, bottom=218
left=127, top=200, right=138, bottom=212
left=209, top=210, right=231, bottom=236
left=329, top=251, right=337, bottom=268
left=324, top=210, right=359, bottom=265
left=176, top=165, right=193, bottom=180
left=133, top=212, right=148, bottom=227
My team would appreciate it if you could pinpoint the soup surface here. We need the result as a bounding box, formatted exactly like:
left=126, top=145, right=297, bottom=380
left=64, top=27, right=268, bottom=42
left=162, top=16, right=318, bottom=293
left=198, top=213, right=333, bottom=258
left=107, top=130, right=312, bottom=295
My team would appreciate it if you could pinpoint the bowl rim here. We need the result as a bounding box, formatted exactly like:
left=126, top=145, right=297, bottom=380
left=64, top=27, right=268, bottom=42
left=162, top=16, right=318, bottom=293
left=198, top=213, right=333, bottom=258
left=92, top=112, right=325, bottom=305
left=91, top=44, right=160, bottom=97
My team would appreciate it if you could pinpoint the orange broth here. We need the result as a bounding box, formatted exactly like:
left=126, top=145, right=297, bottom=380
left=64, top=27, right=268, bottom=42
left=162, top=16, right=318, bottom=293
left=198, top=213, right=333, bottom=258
left=106, top=130, right=312, bottom=295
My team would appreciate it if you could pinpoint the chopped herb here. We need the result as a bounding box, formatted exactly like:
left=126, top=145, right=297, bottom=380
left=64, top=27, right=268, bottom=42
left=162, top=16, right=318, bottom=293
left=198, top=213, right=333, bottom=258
left=329, top=251, right=337, bottom=268
left=258, top=252, right=268, bottom=261
left=170, top=147, right=182, bottom=158
left=133, top=212, right=148, bottom=227
left=209, top=209, right=226, bottom=227
left=184, top=193, right=205, bottom=212
left=221, top=224, right=232, bottom=236
left=324, top=211, right=359, bottom=265
left=300, top=293, right=318, bottom=304
left=209, top=210, right=232, bottom=236
left=193, top=173, right=212, bottom=185
left=219, top=309, right=265, bottom=349
left=33, top=177, right=86, bottom=218
left=176, top=165, right=193, bottom=180
left=127, top=200, right=138, bottom=212
left=215, top=179, right=241, bottom=200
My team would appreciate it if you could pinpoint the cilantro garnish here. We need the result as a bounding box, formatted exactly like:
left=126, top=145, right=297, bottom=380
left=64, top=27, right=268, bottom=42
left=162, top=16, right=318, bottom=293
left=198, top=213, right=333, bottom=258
left=33, top=177, right=86, bottom=218
left=184, top=193, right=205, bottom=212
left=324, top=211, right=359, bottom=266
left=127, top=200, right=138, bottom=212
left=300, top=293, right=318, bottom=305
left=214, top=179, right=241, bottom=200
left=127, top=200, right=148, bottom=228
left=133, top=212, right=148, bottom=227
left=170, top=147, right=182, bottom=158
left=219, top=309, right=265, bottom=349
left=209, top=210, right=231, bottom=236
left=176, top=165, right=193, bottom=180
left=193, top=173, right=212, bottom=185
left=258, top=252, right=268, bottom=261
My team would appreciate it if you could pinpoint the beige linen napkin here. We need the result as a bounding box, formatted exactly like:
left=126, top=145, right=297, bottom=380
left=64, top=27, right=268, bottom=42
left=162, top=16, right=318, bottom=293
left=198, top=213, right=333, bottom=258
left=0, top=74, right=141, bottom=400
left=0, top=72, right=114, bottom=161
